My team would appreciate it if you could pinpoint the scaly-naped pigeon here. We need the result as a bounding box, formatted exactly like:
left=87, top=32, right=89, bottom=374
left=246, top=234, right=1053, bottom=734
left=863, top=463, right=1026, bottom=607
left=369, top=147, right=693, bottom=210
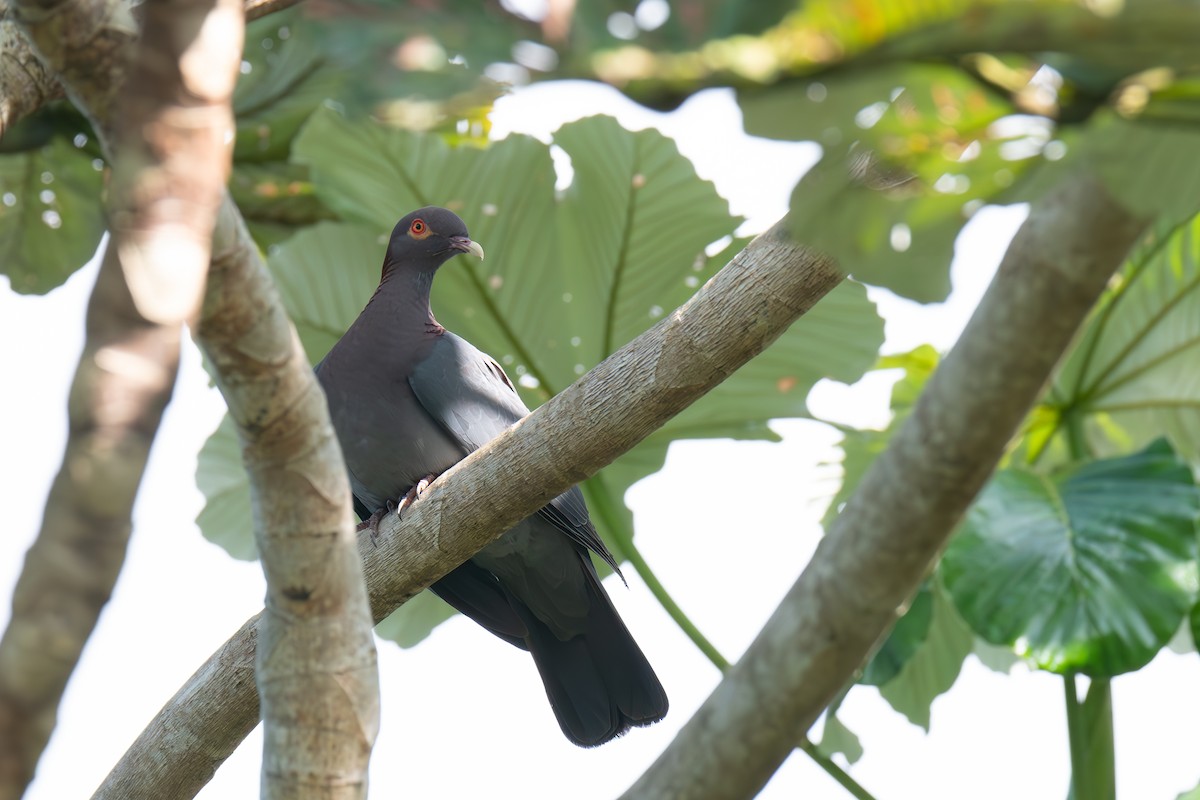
left=315, top=206, right=667, bottom=746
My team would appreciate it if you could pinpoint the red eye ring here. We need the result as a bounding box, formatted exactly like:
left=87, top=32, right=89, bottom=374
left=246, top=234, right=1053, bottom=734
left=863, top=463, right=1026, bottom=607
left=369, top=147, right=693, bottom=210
left=410, top=219, right=426, bottom=235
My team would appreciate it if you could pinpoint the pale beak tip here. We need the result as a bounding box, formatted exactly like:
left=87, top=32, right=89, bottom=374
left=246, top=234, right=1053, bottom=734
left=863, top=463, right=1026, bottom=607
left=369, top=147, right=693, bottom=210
left=467, top=240, right=485, bottom=261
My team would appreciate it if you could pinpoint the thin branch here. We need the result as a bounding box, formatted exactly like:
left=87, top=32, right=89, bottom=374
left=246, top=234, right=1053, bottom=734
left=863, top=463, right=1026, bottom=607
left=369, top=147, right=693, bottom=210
left=0, top=0, right=242, bottom=794
left=617, top=170, right=1147, bottom=800
left=93, top=218, right=845, bottom=799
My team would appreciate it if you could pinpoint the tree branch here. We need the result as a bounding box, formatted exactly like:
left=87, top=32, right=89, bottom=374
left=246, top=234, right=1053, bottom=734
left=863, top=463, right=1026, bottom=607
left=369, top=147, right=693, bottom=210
left=0, top=0, right=301, bottom=136
left=195, top=175, right=379, bottom=797
left=92, top=219, right=844, bottom=799
left=617, top=170, right=1148, bottom=800
left=244, top=0, right=302, bottom=22
left=0, top=0, right=241, bottom=794
left=589, top=2, right=1200, bottom=110
left=4, top=0, right=134, bottom=145
left=0, top=5, right=62, bottom=137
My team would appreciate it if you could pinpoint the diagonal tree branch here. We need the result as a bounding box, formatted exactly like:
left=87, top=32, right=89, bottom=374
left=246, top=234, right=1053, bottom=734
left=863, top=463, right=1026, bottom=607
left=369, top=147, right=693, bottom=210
left=93, top=219, right=845, bottom=799
left=618, top=170, right=1148, bottom=800
left=0, top=0, right=242, bottom=795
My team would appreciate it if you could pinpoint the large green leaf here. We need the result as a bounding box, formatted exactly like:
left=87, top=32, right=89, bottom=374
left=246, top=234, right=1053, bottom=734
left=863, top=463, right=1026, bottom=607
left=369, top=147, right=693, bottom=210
left=943, top=440, right=1200, bottom=676
left=860, top=582, right=933, bottom=688
left=1190, top=599, right=1200, bottom=658
left=874, top=582, right=974, bottom=730
left=234, top=12, right=348, bottom=163
left=1047, top=213, right=1200, bottom=460
left=228, top=162, right=337, bottom=232
left=0, top=137, right=105, bottom=294
left=1082, top=77, right=1200, bottom=222
left=195, top=415, right=257, bottom=562
left=196, top=112, right=884, bottom=645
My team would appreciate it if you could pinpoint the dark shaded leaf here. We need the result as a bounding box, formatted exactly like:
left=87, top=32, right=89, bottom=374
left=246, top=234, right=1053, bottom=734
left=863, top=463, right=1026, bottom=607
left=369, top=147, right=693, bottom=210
left=860, top=583, right=933, bottom=687
left=234, top=12, right=347, bottom=162
left=875, top=582, right=974, bottom=730
left=0, top=137, right=105, bottom=295
left=943, top=440, right=1200, bottom=676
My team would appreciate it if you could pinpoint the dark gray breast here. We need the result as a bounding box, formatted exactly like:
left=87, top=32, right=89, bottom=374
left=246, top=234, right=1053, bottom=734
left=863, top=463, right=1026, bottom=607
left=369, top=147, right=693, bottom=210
left=315, top=327, right=465, bottom=513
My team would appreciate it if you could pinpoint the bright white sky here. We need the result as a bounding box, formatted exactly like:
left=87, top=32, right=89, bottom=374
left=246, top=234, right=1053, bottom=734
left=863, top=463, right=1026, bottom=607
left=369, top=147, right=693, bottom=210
left=2, top=81, right=1198, bottom=800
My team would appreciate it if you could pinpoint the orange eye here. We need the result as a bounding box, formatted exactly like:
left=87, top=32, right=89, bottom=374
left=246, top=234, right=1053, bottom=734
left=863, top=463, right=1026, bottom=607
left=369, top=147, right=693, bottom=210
left=410, top=218, right=427, bottom=237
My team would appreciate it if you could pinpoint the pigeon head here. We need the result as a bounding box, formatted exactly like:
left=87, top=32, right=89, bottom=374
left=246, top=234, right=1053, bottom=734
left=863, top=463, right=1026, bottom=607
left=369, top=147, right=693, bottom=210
left=383, top=206, right=485, bottom=275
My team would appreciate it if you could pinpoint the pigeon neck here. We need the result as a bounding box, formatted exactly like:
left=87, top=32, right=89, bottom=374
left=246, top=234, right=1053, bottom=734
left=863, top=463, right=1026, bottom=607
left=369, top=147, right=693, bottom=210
left=370, top=267, right=443, bottom=335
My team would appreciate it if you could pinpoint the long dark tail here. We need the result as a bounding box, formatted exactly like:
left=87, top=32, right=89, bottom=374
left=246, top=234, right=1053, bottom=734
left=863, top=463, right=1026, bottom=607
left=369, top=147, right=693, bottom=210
left=432, top=553, right=668, bottom=746
left=510, top=553, right=668, bottom=747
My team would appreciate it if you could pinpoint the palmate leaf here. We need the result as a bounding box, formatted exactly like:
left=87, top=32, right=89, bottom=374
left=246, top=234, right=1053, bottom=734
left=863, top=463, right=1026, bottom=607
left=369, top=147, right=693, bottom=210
left=1082, top=75, right=1200, bottom=223
left=196, top=112, right=883, bottom=645
left=0, top=137, right=105, bottom=294
left=1047, top=213, right=1200, bottom=460
left=942, top=440, right=1200, bottom=676
left=234, top=12, right=348, bottom=163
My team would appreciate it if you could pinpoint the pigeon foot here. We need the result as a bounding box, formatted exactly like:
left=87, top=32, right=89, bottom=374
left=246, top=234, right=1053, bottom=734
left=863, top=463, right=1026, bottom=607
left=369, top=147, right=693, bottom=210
left=396, top=473, right=438, bottom=518
left=355, top=507, right=387, bottom=547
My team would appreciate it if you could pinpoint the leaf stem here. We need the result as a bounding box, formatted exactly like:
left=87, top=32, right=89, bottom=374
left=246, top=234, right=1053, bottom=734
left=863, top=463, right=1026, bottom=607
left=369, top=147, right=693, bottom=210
left=1063, top=674, right=1116, bottom=800
left=799, top=739, right=878, bottom=800
left=1064, top=675, right=1089, bottom=800
left=1084, top=679, right=1116, bottom=800
left=584, top=477, right=730, bottom=670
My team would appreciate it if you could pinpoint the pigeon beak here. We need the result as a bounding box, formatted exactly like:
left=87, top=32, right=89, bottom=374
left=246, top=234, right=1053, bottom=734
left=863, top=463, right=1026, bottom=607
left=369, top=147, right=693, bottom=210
left=449, top=236, right=485, bottom=261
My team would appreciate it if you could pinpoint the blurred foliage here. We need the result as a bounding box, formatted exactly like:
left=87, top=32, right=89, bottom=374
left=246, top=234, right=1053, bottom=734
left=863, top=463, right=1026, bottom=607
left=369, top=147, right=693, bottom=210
left=8, top=1, right=1200, bottom=790
left=6, top=0, right=1200, bottom=299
